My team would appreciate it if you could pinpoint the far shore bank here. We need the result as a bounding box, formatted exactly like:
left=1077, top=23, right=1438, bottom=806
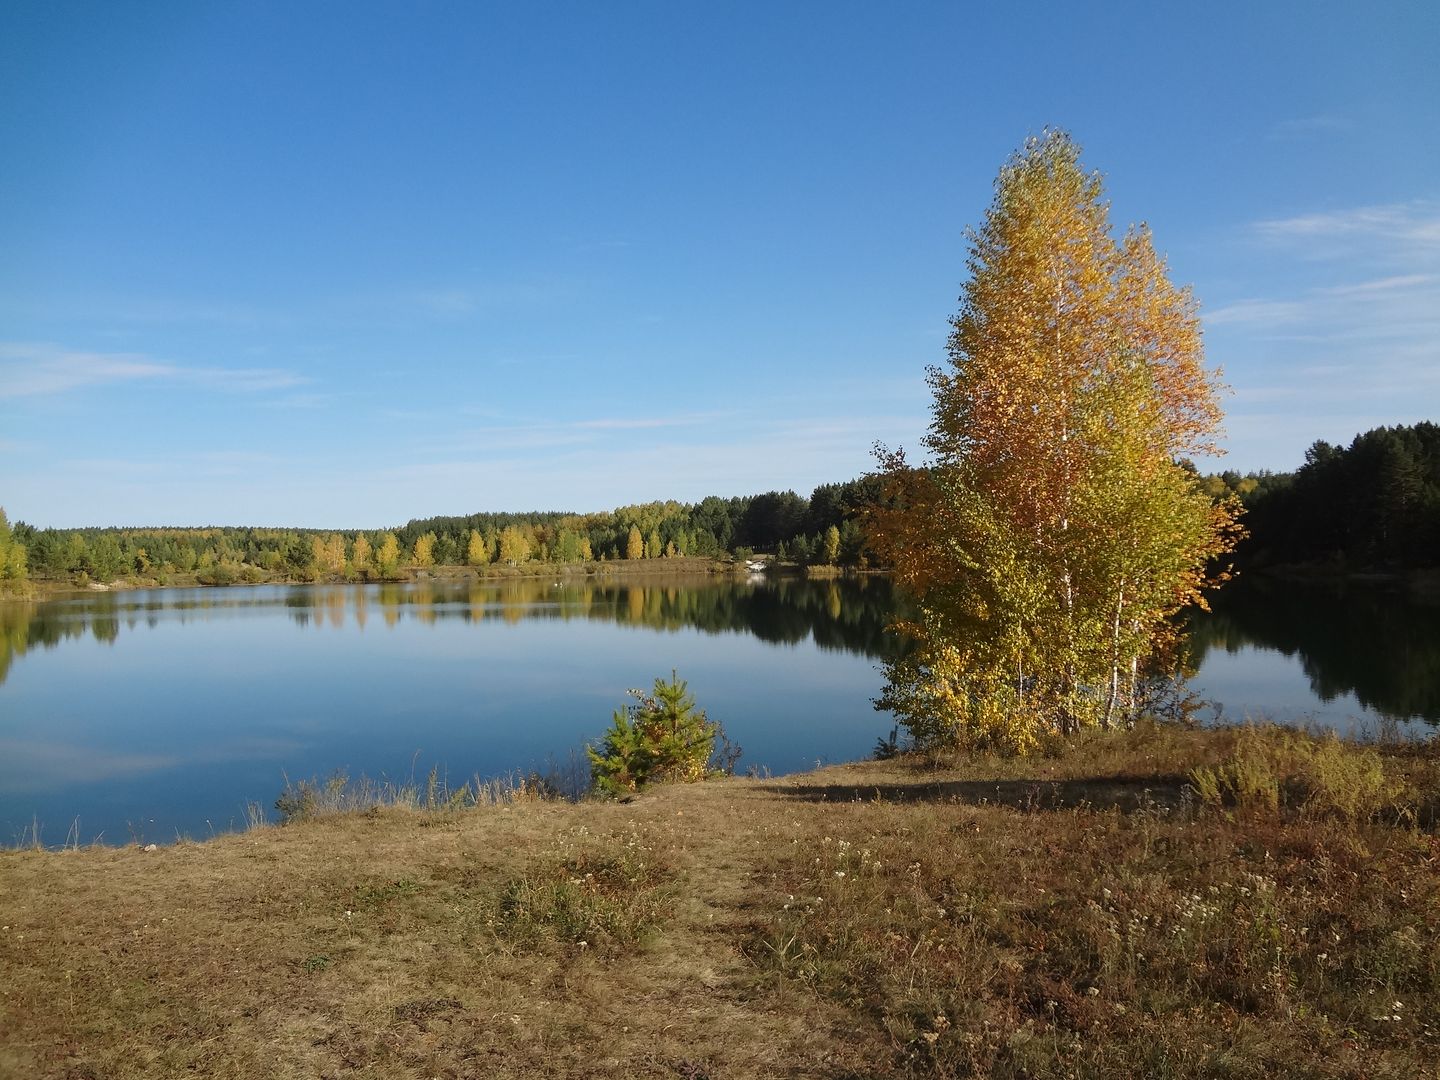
left=7, top=558, right=1434, bottom=604
left=1241, top=563, right=1440, bottom=599
left=8, top=558, right=883, bottom=602
left=6, top=556, right=836, bottom=601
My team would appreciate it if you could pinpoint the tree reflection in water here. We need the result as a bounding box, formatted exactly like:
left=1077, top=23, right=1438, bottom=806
left=0, top=575, right=911, bottom=688
left=9, top=576, right=1437, bottom=728
left=1186, top=577, right=1440, bottom=725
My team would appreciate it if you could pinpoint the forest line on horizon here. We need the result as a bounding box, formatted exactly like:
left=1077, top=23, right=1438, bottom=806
left=2, top=420, right=1438, bottom=586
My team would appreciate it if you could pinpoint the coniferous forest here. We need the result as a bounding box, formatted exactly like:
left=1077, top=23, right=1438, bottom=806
left=1200, top=422, right=1440, bottom=573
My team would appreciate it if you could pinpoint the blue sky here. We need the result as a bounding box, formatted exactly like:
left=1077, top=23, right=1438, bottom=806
left=2, top=1, right=1437, bottom=528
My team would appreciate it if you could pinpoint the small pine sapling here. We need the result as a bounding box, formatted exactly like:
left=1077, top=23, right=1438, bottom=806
left=589, top=671, right=720, bottom=796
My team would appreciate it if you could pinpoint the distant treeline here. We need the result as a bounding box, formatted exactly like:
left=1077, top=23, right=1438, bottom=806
left=1199, top=421, right=1440, bottom=572
left=6, top=422, right=1435, bottom=587
left=6, top=477, right=884, bottom=584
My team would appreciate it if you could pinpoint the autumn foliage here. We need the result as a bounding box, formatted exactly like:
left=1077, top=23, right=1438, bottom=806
left=871, top=131, right=1242, bottom=752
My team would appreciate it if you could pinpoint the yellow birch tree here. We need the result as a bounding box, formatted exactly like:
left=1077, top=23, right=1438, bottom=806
left=497, top=525, right=531, bottom=566
left=375, top=532, right=402, bottom=577
left=466, top=528, right=491, bottom=566
left=350, top=534, right=373, bottom=576
left=0, top=509, right=27, bottom=583
left=312, top=534, right=346, bottom=577
left=870, top=131, right=1240, bottom=753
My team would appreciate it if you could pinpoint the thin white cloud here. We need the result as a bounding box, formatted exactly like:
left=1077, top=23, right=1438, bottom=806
left=0, top=343, right=173, bottom=396
left=110, top=298, right=273, bottom=325
left=1235, top=386, right=1305, bottom=404
left=1317, top=273, right=1436, bottom=297
left=571, top=238, right=634, bottom=252
left=570, top=414, right=719, bottom=431
left=1219, top=409, right=1438, bottom=474
left=68, top=450, right=293, bottom=478
left=413, top=288, right=479, bottom=314
left=261, top=392, right=340, bottom=410
left=1206, top=274, right=1440, bottom=332
left=6, top=399, right=927, bottom=526
left=420, top=427, right=594, bottom=455
left=0, top=342, right=309, bottom=400
left=406, top=279, right=572, bottom=317
left=67, top=458, right=173, bottom=476
left=1238, top=357, right=1440, bottom=405
left=381, top=412, right=924, bottom=505
left=191, top=368, right=306, bottom=393
left=1267, top=114, right=1354, bottom=141
left=193, top=450, right=289, bottom=470
left=1254, top=202, right=1440, bottom=250
left=1, top=295, right=277, bottom=327
left=1205, top=202, right=1440, bottom=472
left=397, top=412, right=734, bottom=454
left=1204, top=299, right=1307, bottom=326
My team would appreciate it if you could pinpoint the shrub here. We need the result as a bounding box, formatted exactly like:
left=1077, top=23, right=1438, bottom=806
left=588, top=672, right=719, bottom=796
left=1190, top=727, right=1417, bottom=823
left=1189, top=729, right=1280, bottom=812
left=196, top=562, right=239, bottom=586
left=1298, top=734, right=1414, bottom=823
left=275, top=771, right=351, bottom=822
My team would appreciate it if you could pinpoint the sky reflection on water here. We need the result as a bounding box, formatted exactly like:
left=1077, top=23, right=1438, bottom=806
left=0, top=576, right=899, bottom=844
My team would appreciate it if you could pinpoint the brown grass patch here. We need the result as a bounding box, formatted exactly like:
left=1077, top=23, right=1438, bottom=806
left=3, top=723, right=1438, bottom=1078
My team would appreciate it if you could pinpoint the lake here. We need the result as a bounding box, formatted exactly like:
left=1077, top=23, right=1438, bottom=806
left=0, top=575, right=899, bottom=845
left=1, top=573, right=1435, bottom=845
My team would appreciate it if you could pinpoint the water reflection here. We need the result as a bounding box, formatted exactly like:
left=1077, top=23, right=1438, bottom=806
left=1187, top=578, right=1440, bottom=725
left=9, top=577, right=1437, bottom=730
left=5, top=573, right=1437, bottom=844
left=279, top=577, right=903, bottom=655
left=0, top=576, right=903, bottom=687
left=0, top=575, right=904, bottom=845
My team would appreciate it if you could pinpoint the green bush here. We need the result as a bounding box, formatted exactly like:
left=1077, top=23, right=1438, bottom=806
left=196, top=561, right=239, bottom=586
left=588, top=672, right=719, bottom=796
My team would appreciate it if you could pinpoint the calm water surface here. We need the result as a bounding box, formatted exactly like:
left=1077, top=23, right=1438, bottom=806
left=1, top=574, right=1435, bottom=845
left=0, top=575, right=899, bottom=844
left=1187, top=577, right=1440, bottom=730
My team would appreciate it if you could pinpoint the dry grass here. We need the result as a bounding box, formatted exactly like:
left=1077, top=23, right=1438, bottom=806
left=3, top=723, right=1438, bottom=1078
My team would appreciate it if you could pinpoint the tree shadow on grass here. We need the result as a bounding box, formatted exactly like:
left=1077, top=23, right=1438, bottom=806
left=759, top=774, right=1191, bottom=813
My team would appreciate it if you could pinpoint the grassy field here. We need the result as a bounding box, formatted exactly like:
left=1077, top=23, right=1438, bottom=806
left=3, top=723, right=1438, bottom=1079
